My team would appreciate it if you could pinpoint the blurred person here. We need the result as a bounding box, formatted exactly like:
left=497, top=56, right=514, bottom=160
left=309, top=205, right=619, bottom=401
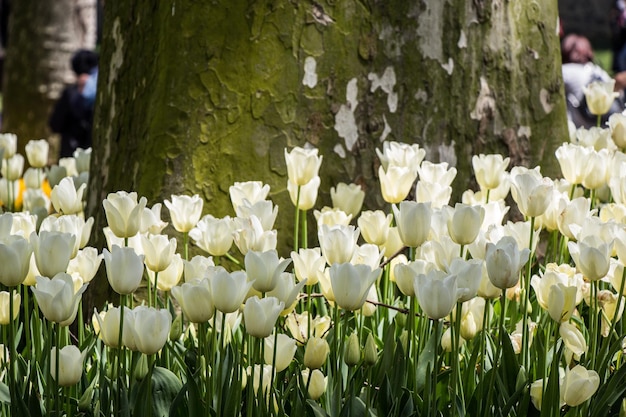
left=49, top=49, right=98, bottom=158
left=561, top=34, right=626, bottom=128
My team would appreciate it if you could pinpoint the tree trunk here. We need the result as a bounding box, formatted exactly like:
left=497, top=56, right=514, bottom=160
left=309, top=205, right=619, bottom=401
left=88, top=0, right=567, bottom=306
left=2, top=0, right=96, bottom=154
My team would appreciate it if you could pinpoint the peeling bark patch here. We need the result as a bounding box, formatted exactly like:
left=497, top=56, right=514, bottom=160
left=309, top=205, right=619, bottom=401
left=415, top=89, right=428, bottom=102
left=470, top=77, right=496, bottom=121
left=381, top=114, right=391, bottom=142
left=416, top=0, right=445, bottom=62
left=438, top=141, right=457, bottom=167
left=334, top=143, right=346, bottom=158
left=517, top=126, right=531, bottom=138
left=458, top=31, right=467, bottom=49
left=540, top=89, right=554, bottom=114
left=347, top=78, right=358, bottom=110
left=368, top=67, right=397, bottom=113
left=441, top=58, right=454, bottom=75
left=108, top=18, right=124, bottom=92
left=334, top=78, right=359, bottom=151
left=303, top=57, right=318, bottom=88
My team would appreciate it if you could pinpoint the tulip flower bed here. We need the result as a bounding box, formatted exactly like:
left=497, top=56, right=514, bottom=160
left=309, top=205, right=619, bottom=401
left=2, top=113, right=626, bottom=417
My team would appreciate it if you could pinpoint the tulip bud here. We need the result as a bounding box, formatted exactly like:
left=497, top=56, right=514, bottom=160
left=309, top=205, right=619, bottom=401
left=132, top=306, right=171, bottom=355
left=171, top=279, right=214, bottom=323
left=530, top=379, right=544, bottom=411
left=344, top=332, right=361, bottom=366
left=378, top=165, right=417, bottom=204
left=415, top=271, right=458, bottom=320
left=210, top=269, right=252, bottom=314
left=392, top=201, right=432, bottom=248
left=583, top=79, right=618, bottom=116
left=472, top=154, right=510, bottom=191
left=264, top=333, right=297, bottom=372
left=0, top=291, right=20, bottom=325
left=0, top=133, right=16, bottom=159
left=547, top=284, right=577, bottom=323
left=399, top=330, right=408, bottom=354
left=229, top=181, right=270, bottom=210
left=302, top=369, right=327, bottom=400
left=561, top=365, right=600, bottom=406
left=31, top=231, right=75, bottom=279
left=330, top=183, right=365, bottom=218
left=0, top=236, right=33, bottom=287
left=243, top=296, right=284, bottom=339
left=485, top=236, right=530, bottom=290
left=444, top=203, right=484, bottom=246
left=1, top=154, right=24, bottom=180
left=304, top=337, right=329, bottom=369
left=25, top=139, right=50, bottom=168
left=103, top=245, right=144, bottom=295
left=559, top=322, right=587, bottom=359
left=50, top=177, right=86, bottom=215
left=164, top=194, right=203, bottom=233
left=169, top=314, right=183, bottom=341
left=133, top=354, right=149, bottom=381
left=102, top=191, right=147, bottom=238
left=245, top=250, right=291, bottom=294
left=363, top=333, right=378, bottom=366
left=32, top=273, right=87, bottom=325
left=50, top=345, right=86, bottom=386
left=73, top=148, right=91, bottom=173
left=284, top=147, right=323, bottom=186
left=142, top=234, right=177, bottom=273
left=288, top=177, right=320, bottom=210
left=329, top=263, right=380, bottom=311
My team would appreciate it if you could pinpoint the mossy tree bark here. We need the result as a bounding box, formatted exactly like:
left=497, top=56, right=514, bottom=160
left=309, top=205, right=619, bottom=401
left=88, top=0, right=567, bottom=306
left=2, top=0, right=96, bottom=154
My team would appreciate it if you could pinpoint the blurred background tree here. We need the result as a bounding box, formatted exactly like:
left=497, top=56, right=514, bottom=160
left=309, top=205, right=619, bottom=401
left=1, top=0, right=97, bottom=157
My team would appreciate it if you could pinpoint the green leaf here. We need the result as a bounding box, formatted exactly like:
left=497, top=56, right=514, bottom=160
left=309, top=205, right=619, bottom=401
left=377, top=376, right=393, bottom=416
left=0, top=382, right=9, bottom=403
left=339, top=396, right=367, bottom=417
left=414, top=329, right=437, bottom=393
left=132, top=366, right=183, bottom=417
left=590, top=361, right=626, bottom=417
left=306, top=399, right=330, bottom=417
left=399, top=388, right=416, bottom=417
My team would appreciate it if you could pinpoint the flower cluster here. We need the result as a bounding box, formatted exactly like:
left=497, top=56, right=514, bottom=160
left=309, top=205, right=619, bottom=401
left=2, top=124, right=626, bottom=417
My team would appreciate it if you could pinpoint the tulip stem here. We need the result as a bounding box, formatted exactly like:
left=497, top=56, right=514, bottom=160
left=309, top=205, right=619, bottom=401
left=589, top=281, right=599, bottom=371
left=477, top=299, right=491, bottom=417
left=301, top=208, right=308, bottom=249
left=246, top=334, right=255, bottom=417
left=600, top=266, right=626, bottom=377
left=451, top=301, right=465, bottom=417
left=8, top=286, right=16, bottom=415
left=486, top=290, right=507, bottom=414
left=268, top=326, right=279, bottom=417
left=45, top=320, right=53, bottom=415
left=548, top=324, right=561, bottom=417
left=183, top=231, right=189, bottom=261
left=117, top=294, right=126, bottom=415
left=55, top=323, right=61, bottom=417
left=294, top=186, right=301, bottom=252
left=78, top=299, right=84, bottom=347
left=521, top=216, right=535, bottom=371
left=408, top=295, right=416, bottom=386
left=153, top=272, right=160, bottom=308
left=23, top=286, right=31, bottom=358
left=217, top=312, right=227, bottom=415
left=431, top=318, right=442, bottom=417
